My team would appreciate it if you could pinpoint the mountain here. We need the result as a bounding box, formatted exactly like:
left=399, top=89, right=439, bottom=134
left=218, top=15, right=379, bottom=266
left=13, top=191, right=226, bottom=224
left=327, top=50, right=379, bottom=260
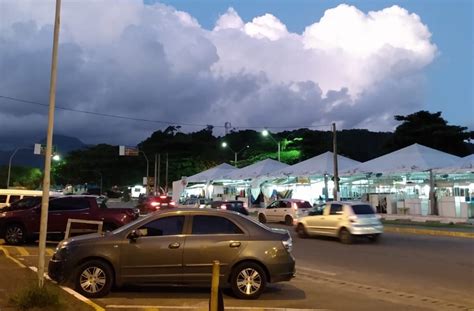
left=0, top=134, right=88, bottom=168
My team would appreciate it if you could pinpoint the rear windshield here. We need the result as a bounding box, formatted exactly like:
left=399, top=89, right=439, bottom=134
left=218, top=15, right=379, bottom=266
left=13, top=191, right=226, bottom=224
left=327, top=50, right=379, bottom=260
left=227, top=202, right=243, bottom=208
left=351, top=204, right=375, bottom=215
left=295, top=201, right=312, bottom=209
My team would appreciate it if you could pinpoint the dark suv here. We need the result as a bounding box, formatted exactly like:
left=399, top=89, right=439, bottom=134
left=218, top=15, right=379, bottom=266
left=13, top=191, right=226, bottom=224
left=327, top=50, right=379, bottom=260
left=208, top=200, right=249, bottom=215
left=0, top=195, right=139, bottom=245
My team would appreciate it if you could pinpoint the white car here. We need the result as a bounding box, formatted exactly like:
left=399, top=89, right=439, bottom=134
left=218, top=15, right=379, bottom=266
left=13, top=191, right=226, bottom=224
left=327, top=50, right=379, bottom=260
left=258, top=199, right=312, bottom=226
left=295, top=201, right=383, bottom=244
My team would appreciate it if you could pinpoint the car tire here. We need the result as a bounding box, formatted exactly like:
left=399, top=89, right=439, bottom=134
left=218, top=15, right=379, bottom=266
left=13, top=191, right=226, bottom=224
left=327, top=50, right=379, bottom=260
left=339, top=228, right=353, bottom=244
left=258, top=214, right=266, bottom=224
left=230, top=262, right=267, bottom=299
left=4, top=223, right=26, bottom=245
left=296, top=223, right=308, bottom=238
left=368, top=234, right=381, bottom=243
left=285, top=215, right=293, bottom=226
left=75, top=260, right=114, bottom=298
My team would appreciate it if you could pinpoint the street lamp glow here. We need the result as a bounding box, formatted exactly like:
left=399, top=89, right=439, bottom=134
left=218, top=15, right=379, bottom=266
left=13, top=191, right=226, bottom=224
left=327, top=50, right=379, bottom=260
left=221, top=142, right=228, bottom=148
left=52, top=154, right=61, bottom=161
left=262, top=129, right=269, bottom=136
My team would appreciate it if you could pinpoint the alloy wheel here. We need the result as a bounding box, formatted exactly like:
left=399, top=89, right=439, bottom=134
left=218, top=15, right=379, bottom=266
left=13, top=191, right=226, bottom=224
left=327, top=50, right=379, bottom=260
left=236, top=268, right=262, bottom=296
left=5, top=225, right=24, bottom=245
left=79, top=266, right=107, bottom=294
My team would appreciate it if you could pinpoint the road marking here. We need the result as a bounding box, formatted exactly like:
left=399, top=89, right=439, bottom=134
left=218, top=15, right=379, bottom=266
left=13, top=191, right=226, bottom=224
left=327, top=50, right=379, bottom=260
left=296, top=266, right=337, bottom=276
left=16, top=246, right=30, bottom=256
left=384, top=226, right=474, bottom=238
left=0, top=246, right=26, bottom=268
left=106, top=306, right=326, bottom=311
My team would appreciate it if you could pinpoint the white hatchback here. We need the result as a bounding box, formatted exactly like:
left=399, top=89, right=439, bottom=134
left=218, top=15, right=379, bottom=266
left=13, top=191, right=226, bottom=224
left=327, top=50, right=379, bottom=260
left=258, top=199, right=312, bottom=226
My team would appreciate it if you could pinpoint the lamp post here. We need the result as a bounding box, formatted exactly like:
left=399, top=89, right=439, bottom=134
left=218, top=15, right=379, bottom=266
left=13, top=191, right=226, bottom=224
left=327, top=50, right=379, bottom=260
left=7, top=148, right=22, bottom=189
left=261, top=129, right=281, bottom=162
left=139, top=151, right=149, bottom=194
left=221, top=142, right=249, bottom=167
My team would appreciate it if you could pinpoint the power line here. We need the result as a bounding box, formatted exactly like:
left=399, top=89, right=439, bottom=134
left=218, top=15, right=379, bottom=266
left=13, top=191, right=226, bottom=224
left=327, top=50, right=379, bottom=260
left=0, top=94, right=332, bottom=130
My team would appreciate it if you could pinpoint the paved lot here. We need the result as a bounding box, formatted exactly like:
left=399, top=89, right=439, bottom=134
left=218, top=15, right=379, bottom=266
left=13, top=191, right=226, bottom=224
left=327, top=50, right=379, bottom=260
left=0, top=224, right=473, bottom=311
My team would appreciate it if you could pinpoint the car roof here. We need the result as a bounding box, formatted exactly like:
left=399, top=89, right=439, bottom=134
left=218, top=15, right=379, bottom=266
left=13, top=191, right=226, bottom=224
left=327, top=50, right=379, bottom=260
left=279, top=198, right=310, bottom=202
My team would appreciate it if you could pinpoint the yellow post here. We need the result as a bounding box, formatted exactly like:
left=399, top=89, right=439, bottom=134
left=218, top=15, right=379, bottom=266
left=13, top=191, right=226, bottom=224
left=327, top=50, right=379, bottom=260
left=210, top=260, right=220, bottom=311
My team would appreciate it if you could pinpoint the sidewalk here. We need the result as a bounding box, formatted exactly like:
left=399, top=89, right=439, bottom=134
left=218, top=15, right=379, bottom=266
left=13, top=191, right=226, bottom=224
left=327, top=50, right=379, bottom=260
left=382, top=223, right=474, bottom=238
left=0, top=247, right=95, bottom=311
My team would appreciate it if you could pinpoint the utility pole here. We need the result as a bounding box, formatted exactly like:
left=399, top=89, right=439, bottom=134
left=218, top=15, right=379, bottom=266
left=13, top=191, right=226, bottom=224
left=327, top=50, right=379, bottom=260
left=38, top=0, right=61, bottom=288
left=154, top=153, right=158, bottom=195
left=157, top=154, right=161, bottom=194
left=332, top=123, right=340, bottom=201
left=165, top=153, right=169, bottom=193
left=139, top=151, right=149, bottom=195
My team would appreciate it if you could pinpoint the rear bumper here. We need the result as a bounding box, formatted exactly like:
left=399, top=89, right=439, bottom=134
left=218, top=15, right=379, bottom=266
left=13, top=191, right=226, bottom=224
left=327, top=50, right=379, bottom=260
left=268, top=254, right=296, bottom=283
left=351, top=225, right=383, bottom=235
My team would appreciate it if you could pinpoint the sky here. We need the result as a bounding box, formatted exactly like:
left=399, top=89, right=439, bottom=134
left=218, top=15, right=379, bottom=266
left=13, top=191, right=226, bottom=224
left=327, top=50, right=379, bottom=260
left=0, top=0, right=472, bottom=150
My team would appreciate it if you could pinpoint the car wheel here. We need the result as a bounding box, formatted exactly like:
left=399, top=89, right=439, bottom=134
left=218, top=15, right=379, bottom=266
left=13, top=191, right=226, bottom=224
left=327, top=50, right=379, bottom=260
left=75, top=260, right=113, bottom=298
left=339, top=228, right=353, bottom=244
left=4, top=224, right=26, bottom=245
left=368, top=234, right=381, bottom=243
left=258, top=214, right=266, bottom=224
left=285, top=215, right=293, bottom=226
left=231, top=262, right=267, bottom=299
left=296, top=223, right=308, bottom=238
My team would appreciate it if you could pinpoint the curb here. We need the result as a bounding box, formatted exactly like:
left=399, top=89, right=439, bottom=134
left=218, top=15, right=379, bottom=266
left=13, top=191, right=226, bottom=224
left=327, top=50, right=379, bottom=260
left=384, top=226, right=474, bottom=238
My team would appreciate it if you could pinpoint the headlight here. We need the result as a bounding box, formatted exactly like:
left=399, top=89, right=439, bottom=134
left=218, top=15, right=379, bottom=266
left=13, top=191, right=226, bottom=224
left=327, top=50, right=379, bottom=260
left=53, top=241, right=69, bottom=260
left=282, top=237, right=293, bottom=253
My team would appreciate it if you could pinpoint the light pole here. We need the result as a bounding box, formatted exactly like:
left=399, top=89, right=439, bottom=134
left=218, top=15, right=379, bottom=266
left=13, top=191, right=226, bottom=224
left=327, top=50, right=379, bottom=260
left=7, top=148, right=23, bottom=188
left=262, top=129, right=281, bottom=162
left=221, top=142, right=249, bottom=167
left=139, top=151, right=149, bottom=194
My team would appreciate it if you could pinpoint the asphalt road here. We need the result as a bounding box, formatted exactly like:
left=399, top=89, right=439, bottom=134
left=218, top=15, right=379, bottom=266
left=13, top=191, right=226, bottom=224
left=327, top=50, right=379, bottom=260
left=1, top=224, right=473, bottom=311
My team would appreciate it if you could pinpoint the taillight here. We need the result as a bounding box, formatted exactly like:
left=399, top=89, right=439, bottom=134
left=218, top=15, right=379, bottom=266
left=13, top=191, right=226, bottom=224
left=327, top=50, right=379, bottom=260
left=170, top=201, right=176, bottom=207
left=220, top=204, right=227, bottom=210
left=159, top=195, right=167, bottom=199
left=150, top=201, right=160, bottom=207
left=293, top=203, right=298, bottom=211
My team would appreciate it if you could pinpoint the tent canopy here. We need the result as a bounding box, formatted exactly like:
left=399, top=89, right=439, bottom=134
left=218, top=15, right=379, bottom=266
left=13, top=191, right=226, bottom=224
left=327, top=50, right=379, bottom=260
left=343, top=143, right=461, bottom=175
left=269, top=151, right=361, bottom=177
left=186, top=163, right=236, bottom=182
left=224, top=158, right=289, bottom=180
left=437, top=154, right=474, bottom=173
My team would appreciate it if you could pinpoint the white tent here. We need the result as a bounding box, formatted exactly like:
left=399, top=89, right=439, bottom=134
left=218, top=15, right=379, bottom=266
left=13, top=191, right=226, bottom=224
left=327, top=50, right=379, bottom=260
left=343, top=143, right=461, bottom=174
left=186, top=163, right=236, bottom=182
left=269, top=151, right=361, bottom=177
left=223, top=158, right=289, bottom=180
left=437, top=154, right=474, bottom=173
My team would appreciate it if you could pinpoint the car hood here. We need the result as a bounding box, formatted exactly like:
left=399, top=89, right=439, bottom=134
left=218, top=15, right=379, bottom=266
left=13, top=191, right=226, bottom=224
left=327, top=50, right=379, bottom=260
left=66, top=232, right=106, bottom=245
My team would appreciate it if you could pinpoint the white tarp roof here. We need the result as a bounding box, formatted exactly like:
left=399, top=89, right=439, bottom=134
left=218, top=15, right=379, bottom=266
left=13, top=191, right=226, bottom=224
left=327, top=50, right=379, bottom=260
left=223, top=158, right=289, bottom=180
left=269, top=151, right=361, bottom=177
left=186, top=163, right=236, bottom=182
left=343, top=143, right=461, bottom=174
left=437, top=154, right=474, bottom=173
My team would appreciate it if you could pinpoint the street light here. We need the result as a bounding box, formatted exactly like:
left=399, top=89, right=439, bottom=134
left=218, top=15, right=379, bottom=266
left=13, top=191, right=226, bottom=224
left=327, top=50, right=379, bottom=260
left=139, top=151, right=150, bottom=194
left=52, top=154, right=61, bottom=161
left=261, top=129, right=281, bottom=162
left=6, top=147, right=35, bottom=188
left=221, top=142, right=250, bottom=167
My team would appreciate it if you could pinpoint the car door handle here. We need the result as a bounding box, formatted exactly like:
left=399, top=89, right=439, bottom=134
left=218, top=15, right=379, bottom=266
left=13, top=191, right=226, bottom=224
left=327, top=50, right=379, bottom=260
left=168, top=242, right=181, bottom=249
left=229, top=242, right=241, bottom=248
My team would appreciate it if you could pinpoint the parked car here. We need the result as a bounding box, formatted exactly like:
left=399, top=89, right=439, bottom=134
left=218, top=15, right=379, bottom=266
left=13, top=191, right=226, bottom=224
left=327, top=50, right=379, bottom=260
left=180, top=197, right=211, bottom=208
left=295, top=201, right=383, bottom=244
left=0, top=195, right=139, bottom=245
left=207, top=200, right=249, bottom=215
left=136, top=195, right=176, bottom=214
left=48, top=208, right=295, bottom=299
left=258, top=199, right=312, bottom=225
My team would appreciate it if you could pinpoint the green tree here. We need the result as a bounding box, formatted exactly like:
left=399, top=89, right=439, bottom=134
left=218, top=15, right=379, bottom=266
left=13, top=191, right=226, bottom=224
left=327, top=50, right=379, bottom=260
left=387, top=111, right=473, bottom=156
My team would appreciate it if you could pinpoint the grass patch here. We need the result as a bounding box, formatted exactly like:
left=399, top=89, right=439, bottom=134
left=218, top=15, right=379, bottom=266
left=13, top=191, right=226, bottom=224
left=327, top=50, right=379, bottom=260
left=9, top=284, right=62, bottom=311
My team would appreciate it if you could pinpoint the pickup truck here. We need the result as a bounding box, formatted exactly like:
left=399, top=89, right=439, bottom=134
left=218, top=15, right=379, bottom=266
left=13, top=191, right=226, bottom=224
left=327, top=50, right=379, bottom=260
left=0, top=195, right=139, bottom=245
left=294, top=201, right=383, bottom=244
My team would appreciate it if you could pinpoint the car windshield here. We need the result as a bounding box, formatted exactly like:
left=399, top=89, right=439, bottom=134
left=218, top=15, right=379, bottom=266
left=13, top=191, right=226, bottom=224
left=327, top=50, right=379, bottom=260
left=351, top=204, right=375, bottom=215
left=6, top=197, right=41, bottom=211
left=295, top=201, right=312, bottom=208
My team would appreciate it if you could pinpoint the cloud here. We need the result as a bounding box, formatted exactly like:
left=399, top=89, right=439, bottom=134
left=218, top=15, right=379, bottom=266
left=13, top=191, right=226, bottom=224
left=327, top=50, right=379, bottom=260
left=0, top=1, right=437, bottom=149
